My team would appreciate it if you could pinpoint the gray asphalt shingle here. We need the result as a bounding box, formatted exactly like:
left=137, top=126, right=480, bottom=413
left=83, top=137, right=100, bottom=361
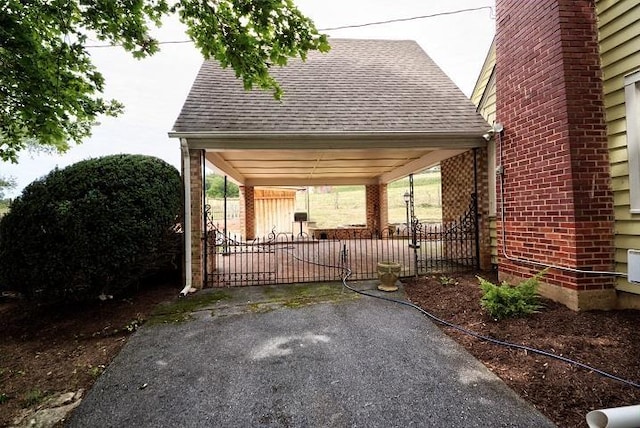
left=172, top=39, right=489, bottom=134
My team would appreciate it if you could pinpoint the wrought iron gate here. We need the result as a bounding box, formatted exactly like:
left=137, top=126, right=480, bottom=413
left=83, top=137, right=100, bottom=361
left=203, top=196, right=479, bottom=287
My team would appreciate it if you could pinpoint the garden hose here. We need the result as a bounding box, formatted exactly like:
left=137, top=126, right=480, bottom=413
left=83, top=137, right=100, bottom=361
left=285, top=247, right=640, bottom=389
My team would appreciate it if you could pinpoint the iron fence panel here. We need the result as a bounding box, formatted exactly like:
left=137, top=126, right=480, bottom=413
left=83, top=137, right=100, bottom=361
left=204, top=197, right=478, bottom=287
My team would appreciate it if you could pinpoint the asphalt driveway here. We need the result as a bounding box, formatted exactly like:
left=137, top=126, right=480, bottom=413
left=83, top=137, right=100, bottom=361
left=68, top=282, right=555, bottom=427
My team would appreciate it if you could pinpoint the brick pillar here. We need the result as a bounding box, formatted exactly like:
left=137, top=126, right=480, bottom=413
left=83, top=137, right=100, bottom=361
left=496, top=0, right=615, bottom=310
left=378, top=184, right=388, bottom=235
left=365, top=184, right=387, bottom=235
left=239, top=186, right=255, bottom=240
left=188, top=149, right=204, bottom=289
left=441, top=150, right=491, bottom=270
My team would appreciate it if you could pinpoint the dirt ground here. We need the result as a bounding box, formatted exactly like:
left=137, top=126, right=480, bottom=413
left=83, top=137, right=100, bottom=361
left=405, top=272, right=640, bottom=428
left=1, top=273, right=639, bottom=427
left=0, top=280, right=180, bottom=427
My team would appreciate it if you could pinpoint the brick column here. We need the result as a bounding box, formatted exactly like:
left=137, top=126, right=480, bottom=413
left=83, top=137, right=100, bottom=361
left=496, top=0, right=615, bottom=310
left=365, top=184, right=388, bottom=236
left=188, top=149, right=204, bottom=289
left=239, top=186, right=255, bottom=240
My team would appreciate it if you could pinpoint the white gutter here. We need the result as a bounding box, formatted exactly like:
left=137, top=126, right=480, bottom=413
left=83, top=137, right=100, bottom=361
left=167, top=130, right=488, bottom=139
left=586, top=405, right=640, bottom=428
left=180, top=138, right=196, bottom=296
left=168, top=131, right=487, bottom=151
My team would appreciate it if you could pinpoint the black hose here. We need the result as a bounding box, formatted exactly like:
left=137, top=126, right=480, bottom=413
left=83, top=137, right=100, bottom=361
left=285, top=246, right=640, bottom=389
left=341, top=269, right=640, bottom=389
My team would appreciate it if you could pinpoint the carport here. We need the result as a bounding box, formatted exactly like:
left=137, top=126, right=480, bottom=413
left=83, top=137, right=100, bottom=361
left=169, top=39, right=490, bottom=292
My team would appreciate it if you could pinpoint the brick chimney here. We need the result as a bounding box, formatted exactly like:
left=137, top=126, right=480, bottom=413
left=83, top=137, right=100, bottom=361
left=495, top=0, right=616, bottom=310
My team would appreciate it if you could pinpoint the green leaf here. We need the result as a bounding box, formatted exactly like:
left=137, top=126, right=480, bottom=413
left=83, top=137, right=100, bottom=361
left=0, top=0, right=328, bottom=161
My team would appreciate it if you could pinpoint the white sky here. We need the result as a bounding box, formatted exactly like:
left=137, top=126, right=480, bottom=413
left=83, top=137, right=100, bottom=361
left=1, top=0, right=495, bottom=197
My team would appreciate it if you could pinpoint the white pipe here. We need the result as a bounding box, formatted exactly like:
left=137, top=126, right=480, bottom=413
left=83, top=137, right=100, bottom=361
left=495, top=129, right=627, bottom=278
left=180, top=139, right=195, bottom=296
left=586, top=405, right=640, bottom=428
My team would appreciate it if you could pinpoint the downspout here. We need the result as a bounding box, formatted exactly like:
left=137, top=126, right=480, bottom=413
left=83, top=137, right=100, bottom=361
left=180, top=138, right=196, bottom=295
left=473, top=148, right=481, bottom=270
left=586, top=405, right=640, bottom=428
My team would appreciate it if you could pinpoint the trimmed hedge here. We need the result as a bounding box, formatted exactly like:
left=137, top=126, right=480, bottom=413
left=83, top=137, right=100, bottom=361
left=0, top=154, right=182, bottom=302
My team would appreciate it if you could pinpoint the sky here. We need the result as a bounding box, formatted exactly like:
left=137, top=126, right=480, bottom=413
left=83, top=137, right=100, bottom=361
left=1, top=0, right=495, bottom=198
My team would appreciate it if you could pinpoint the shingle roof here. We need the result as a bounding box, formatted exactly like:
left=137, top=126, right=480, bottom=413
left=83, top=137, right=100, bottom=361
left=172, top=39, right=489, bottom=134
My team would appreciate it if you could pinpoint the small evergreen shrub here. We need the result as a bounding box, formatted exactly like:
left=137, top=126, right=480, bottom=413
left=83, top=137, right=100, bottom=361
left=0, top=154, right=182, bottom=302
left=478, top=269, right=547, bottom=320
left=438, top=275, right=459, bottom=286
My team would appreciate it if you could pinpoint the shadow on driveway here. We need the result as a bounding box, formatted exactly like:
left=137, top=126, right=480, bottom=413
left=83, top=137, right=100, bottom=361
left=68, top=281, right=555, bottom=427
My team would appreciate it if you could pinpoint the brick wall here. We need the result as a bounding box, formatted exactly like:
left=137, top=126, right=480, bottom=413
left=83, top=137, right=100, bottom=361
left=365, top=184, right=388, bottom=234
left=441, top=149, right=491, bottom=269
left=495, top=0, right=616, bottom=308
left=188, top=149, right=204, bottom=288
left=239, top=186, right=256, bottom=239
left=310, top=227, right=370, bottom=240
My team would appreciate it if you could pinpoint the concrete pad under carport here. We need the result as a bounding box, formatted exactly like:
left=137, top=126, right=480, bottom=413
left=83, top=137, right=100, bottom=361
left=68, top=282, right=556, bottom=427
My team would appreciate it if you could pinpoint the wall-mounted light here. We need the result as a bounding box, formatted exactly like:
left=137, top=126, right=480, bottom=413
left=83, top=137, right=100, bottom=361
left=483, top=122, right=504, bottom=141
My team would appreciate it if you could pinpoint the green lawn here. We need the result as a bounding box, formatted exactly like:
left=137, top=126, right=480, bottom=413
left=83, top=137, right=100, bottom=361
left=297, top=171, right=442, bottom=228
left=207, top=171, right=443, bottom=230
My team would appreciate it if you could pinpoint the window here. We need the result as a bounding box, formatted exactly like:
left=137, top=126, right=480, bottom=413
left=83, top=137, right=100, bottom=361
left=626, top=70, right=640, bottom=213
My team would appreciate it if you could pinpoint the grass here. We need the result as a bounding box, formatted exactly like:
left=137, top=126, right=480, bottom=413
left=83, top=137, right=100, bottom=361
left=21, top=389, right=46, bottom=408
left=148, top=290, right=231, bottom=324
left=255, top=283, right=358, bottom=310
left=87, top=365, right=105, bottom=378
left=205, top=170, right=443, bottom=232
left=294, top=172, right=442, bottom=228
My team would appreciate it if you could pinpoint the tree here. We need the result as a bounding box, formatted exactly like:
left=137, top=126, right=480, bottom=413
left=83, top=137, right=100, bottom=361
left=205, top=174, right=239, bottom=198
left=0, top=176, right=16, bottom=200
left=0, top=1, right=329, bottom=163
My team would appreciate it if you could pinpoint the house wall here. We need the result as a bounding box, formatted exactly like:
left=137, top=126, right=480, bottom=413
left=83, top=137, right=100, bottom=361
left=470, top=41, right=496, bottom=124
left=495, top=0, right=618, bottom=310
left=596, top=0, right=640, bottom=298
left=471, top=41, right=498, bottom=267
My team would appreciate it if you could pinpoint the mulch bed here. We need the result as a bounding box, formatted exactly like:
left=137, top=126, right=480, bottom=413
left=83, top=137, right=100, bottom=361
left=404, top=272, right=640, bottom=428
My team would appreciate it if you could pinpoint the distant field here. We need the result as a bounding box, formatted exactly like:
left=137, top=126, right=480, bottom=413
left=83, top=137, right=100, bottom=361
left=206, top=171, right=443, bottom=231
left=296, top=171, right=442, bottom=228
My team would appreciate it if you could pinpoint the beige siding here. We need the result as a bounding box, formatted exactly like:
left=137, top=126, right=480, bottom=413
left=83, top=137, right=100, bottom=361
left=470, top=40, right=497, bottom=124
left=471, top=39, right=498, bottom=265
left=489, top=218, right=498, bottom=265
left=597, top=0, right=640, bottom=293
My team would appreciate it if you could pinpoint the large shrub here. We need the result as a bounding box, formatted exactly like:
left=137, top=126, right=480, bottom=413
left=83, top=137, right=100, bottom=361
left=0, top=154, right=182, bottom=302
